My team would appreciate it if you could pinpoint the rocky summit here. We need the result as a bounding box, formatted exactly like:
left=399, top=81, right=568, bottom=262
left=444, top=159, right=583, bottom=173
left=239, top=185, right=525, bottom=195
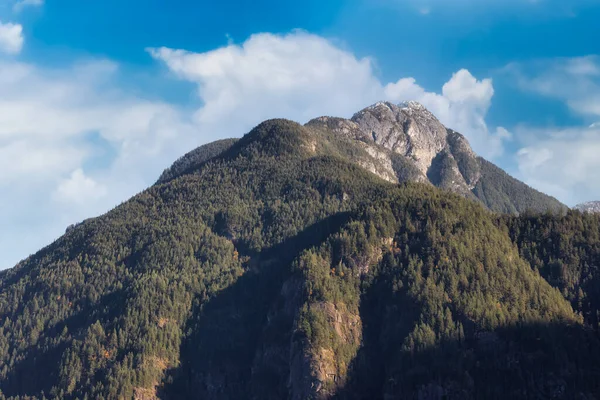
left=308, top=101, right=563, bottom=214
left=165, top=101, right=567, bottom=215
left=1, top=102, right=599, bottom=400
left=321, top=101, right=480, bottom=195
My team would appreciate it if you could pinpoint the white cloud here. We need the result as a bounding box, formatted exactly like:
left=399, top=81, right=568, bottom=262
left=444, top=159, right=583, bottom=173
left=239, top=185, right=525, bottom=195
left=13, top=0, right=44, bottom=12
left=0, top=140, right=87, bottom=185
left=2, top=31, right=504, bottom=269
left=564, top=57, right=600, bottom=76
left=53, top=169, right=107, bottom=205
left=509, top=56, right=600, bottom=118
left=507, top=56, right=600, bottom=205
left=442, top=69, right=494, bottom=107
left=0, top=59, right=196, bottom=269
left=0, top=20, right=23, bottom=54
left=495, top=126, right=513, bottom=140
left=516, top=125, right=600, bottom=206
left=148, top=32, right=382, bottom=133
left=150, top=32, right=505, bottom=157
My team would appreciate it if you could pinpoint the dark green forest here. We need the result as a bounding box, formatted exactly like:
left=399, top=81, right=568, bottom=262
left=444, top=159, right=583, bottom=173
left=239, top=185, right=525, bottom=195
left=1, top=119, right=599, bottom=399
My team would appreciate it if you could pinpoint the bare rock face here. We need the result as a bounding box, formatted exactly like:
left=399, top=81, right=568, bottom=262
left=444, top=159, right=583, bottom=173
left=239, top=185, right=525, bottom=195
left=306, top=101, right=565, bottom=214
left=446, top=129, right=481, bottom=188
left=309, top=101, right=482, bottom=197
left=427, top=149, right=474, bottom=197
left=288, top=302, right=361, bottom=400
left=575, top=201, right=600, bottom=213
left=351, top=101, right=449, bottom=175
left=306, top=116, right=400, bottom=183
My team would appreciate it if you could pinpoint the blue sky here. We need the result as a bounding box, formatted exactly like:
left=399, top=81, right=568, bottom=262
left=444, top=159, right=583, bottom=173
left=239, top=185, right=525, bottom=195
left=1, top=0, right=600, bottom=269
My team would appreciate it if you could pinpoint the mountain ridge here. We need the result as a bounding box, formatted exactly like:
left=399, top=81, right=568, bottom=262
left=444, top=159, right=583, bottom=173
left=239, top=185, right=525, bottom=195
left=159, top=101, right=566, bottom=215
left=1, top=103, right=597, bottom=400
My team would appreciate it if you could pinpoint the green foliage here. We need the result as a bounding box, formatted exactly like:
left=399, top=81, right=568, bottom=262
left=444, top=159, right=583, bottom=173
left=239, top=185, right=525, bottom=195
left=504, top=210, right=600, bottom=329
left=0, top=119, right=598, bottom=399
left=156, top=138, right=238, bottom=184
left=474, top=158, right=567, bottom=215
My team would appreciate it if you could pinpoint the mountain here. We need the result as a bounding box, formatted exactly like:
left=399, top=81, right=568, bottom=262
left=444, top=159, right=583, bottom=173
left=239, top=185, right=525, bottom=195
left=158, top=102, right=566, bottom=215
left=575, top=201, right=600, bottom=213
left=307, top=101, right=566, bottom=214
left=1, top=103, right=598, bottom=400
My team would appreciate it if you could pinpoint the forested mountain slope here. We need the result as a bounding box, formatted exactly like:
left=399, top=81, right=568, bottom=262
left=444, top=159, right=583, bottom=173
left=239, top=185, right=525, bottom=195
left=0, top=109, right=596, bottom=400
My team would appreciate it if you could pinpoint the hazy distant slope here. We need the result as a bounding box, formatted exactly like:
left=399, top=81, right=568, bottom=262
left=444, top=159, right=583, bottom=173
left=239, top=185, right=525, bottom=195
left=575, top=201, right=600, bottom=213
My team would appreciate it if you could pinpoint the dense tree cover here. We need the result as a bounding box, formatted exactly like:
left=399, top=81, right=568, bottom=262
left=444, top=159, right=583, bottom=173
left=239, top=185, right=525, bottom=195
left=156, top=138, right=238, bottom=184
left=336, top=197, right=598, bottom=399
left=504, top=211, right=600, bottom=330
left=0, top=119, right=598, bottom=399
left=473, top=158, right=567, bottom=215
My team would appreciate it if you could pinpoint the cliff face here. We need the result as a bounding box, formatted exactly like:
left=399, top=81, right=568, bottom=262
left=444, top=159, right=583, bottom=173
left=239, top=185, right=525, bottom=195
left=352, top=101, right=451, bottom=175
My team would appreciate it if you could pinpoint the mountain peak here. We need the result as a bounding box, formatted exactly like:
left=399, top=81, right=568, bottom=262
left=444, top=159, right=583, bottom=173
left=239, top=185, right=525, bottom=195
left=1, top=97, right=579, bottom=399
left=399, top=100, right=426, bottom=110
left=350, top=101, right=451, bottom=174
left=360, top=100, right=436, bottom=117
left=359, top=100, right=435, bottom=119
left=306, top=101, right=564, bottom=214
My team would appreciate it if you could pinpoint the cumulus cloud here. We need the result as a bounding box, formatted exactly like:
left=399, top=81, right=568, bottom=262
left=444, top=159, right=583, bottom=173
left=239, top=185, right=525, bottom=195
left=516, top=125, right=600, bottom=206
left=0, top=59, right=196, bottom=268
left=148, top=32, right=383, bottom=134
left=53, top=169, right=108, bottom=205
left=2, top=31, right=504, bottom=269
left=149, top=32, right=506, bottom=157
left=0, top=60, right=195, bottom=177
left=0, top=21, right=23, bottom=54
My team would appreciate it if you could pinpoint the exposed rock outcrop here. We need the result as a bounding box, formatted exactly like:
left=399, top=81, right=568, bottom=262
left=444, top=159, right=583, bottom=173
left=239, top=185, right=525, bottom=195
left=289, top=302, right=361, bottom=400
left=575, top=201, right=600, bottom=213
left=307, top=101, right=565, bottom=214
left=352, top=101, right=449, bottom=174
left=309, top=101, right=481, bottom=197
